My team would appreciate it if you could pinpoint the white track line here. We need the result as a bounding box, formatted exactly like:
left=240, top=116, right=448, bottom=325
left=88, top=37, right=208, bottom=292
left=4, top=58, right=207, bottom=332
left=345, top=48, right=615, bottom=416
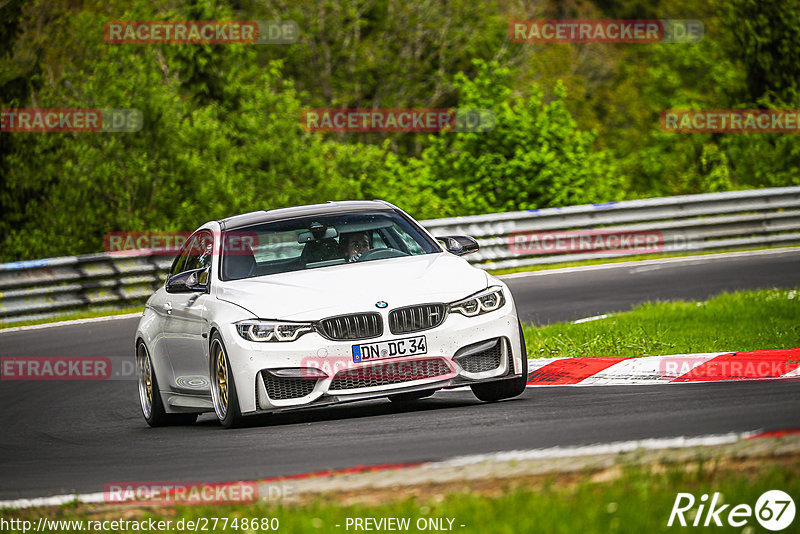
left=0, top=492, right=107, bottom=509
left=431, top=432, right=755, bottom=467
left=572, top=314, right=609, bottom=324
left=499, top=247, right=800, bottom=279
left=0, top=312, right=143, bottom=334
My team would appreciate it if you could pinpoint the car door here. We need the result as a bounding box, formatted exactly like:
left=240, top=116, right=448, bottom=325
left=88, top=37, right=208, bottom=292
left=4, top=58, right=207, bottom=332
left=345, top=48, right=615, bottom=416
left=162, top=230, right=214, bottom=394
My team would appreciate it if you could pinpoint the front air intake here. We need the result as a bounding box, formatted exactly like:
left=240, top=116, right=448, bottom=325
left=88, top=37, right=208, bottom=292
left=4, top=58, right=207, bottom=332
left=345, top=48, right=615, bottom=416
left=259, top=371, right=317, bottom=400
left=328, top=358, right=451, bottom=391
left=454, top=338, right=504, bottom=373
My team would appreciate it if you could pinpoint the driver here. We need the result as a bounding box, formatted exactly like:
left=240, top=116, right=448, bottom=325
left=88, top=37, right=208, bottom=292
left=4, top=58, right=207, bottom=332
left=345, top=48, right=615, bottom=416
left=341, top=231, right=371, bottom=262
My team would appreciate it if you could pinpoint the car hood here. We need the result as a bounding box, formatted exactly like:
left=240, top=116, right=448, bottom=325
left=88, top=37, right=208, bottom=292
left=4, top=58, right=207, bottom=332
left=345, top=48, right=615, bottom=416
left=215, top=253, right=488, bottom=320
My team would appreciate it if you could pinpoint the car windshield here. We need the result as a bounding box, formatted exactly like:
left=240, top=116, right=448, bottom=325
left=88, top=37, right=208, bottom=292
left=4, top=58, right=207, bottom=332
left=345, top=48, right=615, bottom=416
left=220, top=210, right=440, bottom=280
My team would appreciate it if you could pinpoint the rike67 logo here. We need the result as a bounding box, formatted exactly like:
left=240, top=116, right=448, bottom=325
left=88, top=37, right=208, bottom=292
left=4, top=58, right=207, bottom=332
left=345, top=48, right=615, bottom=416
left=668, top=490, right=795, bottom=531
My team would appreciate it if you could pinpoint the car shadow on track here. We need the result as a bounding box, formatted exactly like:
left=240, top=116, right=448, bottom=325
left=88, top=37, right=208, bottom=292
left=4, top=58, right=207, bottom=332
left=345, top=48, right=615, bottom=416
left=191, top=393, right=511, bottom=429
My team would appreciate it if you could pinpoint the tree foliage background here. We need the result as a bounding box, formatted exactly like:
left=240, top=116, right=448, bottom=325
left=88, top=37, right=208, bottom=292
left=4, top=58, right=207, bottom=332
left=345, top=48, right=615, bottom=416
left=1, top=0, right=798, bottom=260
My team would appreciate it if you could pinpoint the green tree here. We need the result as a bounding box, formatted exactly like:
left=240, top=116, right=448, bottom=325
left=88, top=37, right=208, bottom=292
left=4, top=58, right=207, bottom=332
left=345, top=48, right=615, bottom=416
left=412, top=61, right=624, bottom=216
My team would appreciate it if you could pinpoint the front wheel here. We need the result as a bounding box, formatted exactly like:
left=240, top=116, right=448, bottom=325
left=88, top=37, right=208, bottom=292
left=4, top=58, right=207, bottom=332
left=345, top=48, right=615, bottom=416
left=471, top=323, right=528, bottom=402
left=137, top=342, right=197, bottom=427
left=210, top=333, right=244, bottom=428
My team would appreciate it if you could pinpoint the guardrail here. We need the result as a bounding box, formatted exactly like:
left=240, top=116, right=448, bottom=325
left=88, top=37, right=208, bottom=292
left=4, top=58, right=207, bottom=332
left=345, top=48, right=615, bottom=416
left=1, top=186, right=799, bottom=323
left=0, top=253, right=174, bottom=323
left=422, top=186, right=800, bottom=270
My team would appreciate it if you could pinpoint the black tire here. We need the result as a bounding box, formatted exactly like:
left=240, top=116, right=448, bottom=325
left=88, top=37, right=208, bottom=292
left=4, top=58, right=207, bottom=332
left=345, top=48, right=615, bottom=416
left=137, top=342, right=197, bottom=427
left=210, top=333, right=244, bottom=429
left=388, top=389, right=436, bottom=403
left=470, top=322, right=528, bottom=402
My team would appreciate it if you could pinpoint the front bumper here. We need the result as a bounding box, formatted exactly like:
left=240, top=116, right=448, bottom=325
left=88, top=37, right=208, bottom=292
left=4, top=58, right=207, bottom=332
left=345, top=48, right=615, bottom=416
left=225, top=298, right=523, bottom=414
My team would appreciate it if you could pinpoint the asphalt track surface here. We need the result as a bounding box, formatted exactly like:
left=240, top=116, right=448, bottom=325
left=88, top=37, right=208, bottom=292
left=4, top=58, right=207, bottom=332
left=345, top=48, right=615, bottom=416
left=1, top=249, right=798, bottom=499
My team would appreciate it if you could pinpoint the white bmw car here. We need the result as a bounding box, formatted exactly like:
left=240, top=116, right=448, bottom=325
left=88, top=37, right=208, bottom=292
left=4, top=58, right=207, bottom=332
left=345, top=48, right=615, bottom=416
left=135, top=201, right=528, bottom=428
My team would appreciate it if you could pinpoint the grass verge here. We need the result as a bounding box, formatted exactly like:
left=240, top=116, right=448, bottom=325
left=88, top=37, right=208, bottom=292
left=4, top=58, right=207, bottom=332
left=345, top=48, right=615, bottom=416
left=0, top=306, right=144, bottom=330
left=523, top=288, right=800, bottom=358
left=2, top=452, right=798, bottom=533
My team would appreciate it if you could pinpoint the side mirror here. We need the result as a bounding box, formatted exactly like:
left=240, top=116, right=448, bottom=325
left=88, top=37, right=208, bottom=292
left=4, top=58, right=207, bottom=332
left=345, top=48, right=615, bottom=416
left=437, top=235, right=479, bottom=256
left=166, top=268, right=209, bottom=293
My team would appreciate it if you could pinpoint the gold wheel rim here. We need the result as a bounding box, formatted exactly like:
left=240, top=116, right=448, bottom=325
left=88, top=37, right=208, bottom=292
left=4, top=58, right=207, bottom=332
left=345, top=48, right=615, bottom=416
left=144, top=359, right=152, bottom=406
left=137, top=345, right=153, bottom=418
left=215, top=345, right=228, bottom=413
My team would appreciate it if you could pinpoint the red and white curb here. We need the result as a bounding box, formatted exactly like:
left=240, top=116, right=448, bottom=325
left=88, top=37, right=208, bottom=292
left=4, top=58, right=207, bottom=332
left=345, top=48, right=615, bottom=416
left=525, top=348, right=800, bottom=386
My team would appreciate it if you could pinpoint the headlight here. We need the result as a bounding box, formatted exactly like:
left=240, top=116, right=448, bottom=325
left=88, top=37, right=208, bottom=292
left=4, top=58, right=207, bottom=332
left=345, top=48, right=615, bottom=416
left=449, top=286, right=506, bottom=317
left=235, top=320, right=314, bottom=342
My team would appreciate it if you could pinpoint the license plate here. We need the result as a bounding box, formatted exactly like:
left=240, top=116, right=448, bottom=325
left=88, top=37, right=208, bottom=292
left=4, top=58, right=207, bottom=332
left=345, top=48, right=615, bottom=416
left=352, top=335, right=427, bottom=363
